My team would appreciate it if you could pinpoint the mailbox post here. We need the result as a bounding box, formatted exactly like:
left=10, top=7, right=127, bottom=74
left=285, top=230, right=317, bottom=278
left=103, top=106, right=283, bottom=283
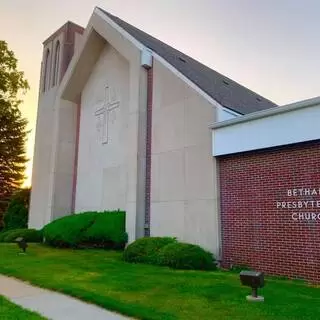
left=240, top=270, right=264, bottom=302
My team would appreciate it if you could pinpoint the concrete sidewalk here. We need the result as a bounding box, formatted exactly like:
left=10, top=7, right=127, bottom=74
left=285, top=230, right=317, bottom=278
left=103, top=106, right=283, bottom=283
left=0, top=275, right=131, bottom=320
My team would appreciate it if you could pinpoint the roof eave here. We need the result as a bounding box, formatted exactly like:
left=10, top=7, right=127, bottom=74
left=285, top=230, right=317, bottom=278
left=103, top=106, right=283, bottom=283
left=210, top=95, right=320, bottom=129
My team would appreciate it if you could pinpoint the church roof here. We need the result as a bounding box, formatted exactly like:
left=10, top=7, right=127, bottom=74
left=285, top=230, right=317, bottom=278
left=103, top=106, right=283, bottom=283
left=98, top=8, right=277, bottom=115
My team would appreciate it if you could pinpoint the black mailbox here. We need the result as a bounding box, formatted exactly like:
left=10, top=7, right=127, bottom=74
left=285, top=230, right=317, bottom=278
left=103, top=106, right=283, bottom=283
left=240, top=271, right=264, bottom=300
left=15, top=237, right=28, bottom=253
left=240, top=271, right=264, bottom=288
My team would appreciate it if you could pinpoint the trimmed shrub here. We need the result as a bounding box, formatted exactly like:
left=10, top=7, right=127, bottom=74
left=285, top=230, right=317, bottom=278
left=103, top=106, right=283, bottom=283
left=3, top=188, right=30, bottom=231
left=123, top=237, right=177, bottom=264
left=0, top=228, right=43, bottom=243
left=81, top=213, right=128, bottom=249
left=158, top=242, right=216, bottom=270
left=43, top=211, right=127, bottom=249
left=43, top=212, right=97, bottom=248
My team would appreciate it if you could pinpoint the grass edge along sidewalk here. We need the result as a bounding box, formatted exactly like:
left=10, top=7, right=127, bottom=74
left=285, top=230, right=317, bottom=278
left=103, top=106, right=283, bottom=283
left=0, top=275, right=129, bottom=320
left=1, top=244, right=320, bottom=320
left=0, top=295, right=46, bottom=320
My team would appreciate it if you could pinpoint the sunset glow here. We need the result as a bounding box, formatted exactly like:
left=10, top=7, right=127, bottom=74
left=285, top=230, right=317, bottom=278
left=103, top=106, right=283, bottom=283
left=2, top=0, right=320, bottom=186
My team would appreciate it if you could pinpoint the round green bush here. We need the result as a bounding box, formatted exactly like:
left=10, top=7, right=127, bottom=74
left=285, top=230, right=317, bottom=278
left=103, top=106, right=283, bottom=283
left=0, top=229, right=43, bottom=243
left=123, top=237, right=177, bottom=264
left=157, top=242, right=216, bottom=270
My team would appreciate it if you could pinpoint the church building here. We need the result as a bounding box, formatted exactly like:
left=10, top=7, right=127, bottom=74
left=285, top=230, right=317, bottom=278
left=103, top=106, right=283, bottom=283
left=30, top=7, right=320, bottom=282
left=28, top=7, right=276, bottom=256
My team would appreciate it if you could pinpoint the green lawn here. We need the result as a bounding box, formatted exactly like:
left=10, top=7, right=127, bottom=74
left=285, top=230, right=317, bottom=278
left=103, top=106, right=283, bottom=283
left=0, top=244, right=319, bottom=320
left=0, top=295, right=46, bottom=319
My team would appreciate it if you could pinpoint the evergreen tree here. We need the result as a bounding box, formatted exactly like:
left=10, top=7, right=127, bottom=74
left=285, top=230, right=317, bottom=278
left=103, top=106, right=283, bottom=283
left=0, top=40, right=29, bottom=229
left=3, top=188, right=31, bottom=230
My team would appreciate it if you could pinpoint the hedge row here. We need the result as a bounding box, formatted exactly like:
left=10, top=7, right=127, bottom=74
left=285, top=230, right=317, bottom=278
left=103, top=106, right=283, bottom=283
left=0, top=212, right=215, bottom=272
left=0, top=229, right=43, bottom=243
left=43, top=211, right=127, bottom=249
left=124, top=237, right=216, bottom=271
left=0, top=211, right=127, bottom=250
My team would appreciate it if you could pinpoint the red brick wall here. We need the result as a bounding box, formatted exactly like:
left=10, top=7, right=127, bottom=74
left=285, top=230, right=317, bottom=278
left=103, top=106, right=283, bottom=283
left=219, top=141, right=320, bottom=282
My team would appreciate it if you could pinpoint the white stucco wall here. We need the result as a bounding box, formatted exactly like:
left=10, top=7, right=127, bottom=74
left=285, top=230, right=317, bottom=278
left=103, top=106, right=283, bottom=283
left=29, top=32, right=64, bottom=229
left=213, top=101, right=320, bottom=156
left=46, top=11, right=147, bottom=242
left=75, top=44, right=129, bottom=212
left=150, top=59, right=220, bottom=255
left=74, top=32, right=84, bottom=54
left=29, top=90, right=58, bottom=228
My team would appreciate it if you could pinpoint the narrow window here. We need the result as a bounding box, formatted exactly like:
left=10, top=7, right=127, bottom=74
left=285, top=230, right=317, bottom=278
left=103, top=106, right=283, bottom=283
left=43, top=49, right=50, bottom=92
left=52, top=41, right=60, bottom=87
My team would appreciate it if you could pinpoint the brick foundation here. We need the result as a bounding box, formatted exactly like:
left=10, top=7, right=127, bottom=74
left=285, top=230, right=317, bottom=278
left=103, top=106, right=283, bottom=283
left=219, top=141, right=320, bottom=282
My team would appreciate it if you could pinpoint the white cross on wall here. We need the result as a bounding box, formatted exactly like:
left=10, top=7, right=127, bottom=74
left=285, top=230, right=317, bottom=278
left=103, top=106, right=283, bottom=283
left=94, top=86, right=120, bottom=144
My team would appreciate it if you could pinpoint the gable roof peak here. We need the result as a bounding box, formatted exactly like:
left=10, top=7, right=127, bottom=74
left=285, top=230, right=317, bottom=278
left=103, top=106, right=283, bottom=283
left=97, top=7, right=277, bottom=115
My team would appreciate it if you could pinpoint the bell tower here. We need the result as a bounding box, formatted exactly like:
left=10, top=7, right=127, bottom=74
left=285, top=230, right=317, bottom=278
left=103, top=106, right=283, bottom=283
left=29, top=22, right=84, bottom=229
left=40, top=21, right=84, bottom=94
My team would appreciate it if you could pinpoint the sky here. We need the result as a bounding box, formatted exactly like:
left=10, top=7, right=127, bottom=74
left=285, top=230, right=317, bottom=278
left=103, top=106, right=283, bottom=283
left=1, top=0, right=320, bottom=186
